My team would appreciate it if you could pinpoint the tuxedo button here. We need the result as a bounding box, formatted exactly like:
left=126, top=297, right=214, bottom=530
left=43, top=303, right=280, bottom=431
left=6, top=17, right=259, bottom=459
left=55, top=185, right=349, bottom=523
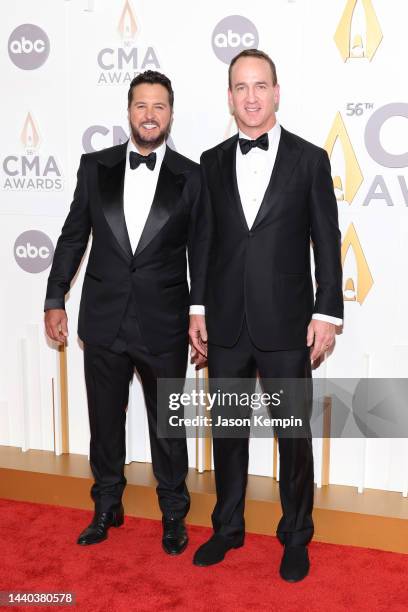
left=131, top=267, right=136, bottom=273
left=248, top=232, right=253, bottom=237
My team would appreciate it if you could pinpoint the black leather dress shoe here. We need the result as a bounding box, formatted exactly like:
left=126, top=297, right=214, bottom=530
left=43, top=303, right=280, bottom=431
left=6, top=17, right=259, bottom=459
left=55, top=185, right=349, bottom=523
left=193, top=534, right=243, bottom=567
left=77, top=504, right=124, bottom=546
left=162, top=518, right=188, bottom=555
left=279, top=545, right=310, bottom=582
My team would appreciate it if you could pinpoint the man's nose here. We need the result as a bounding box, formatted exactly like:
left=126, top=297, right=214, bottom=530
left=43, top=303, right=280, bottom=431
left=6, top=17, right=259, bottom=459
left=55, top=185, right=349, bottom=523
left=246, top=87, right=257, bottom=102
left=144, top=108, right=156, bottom=120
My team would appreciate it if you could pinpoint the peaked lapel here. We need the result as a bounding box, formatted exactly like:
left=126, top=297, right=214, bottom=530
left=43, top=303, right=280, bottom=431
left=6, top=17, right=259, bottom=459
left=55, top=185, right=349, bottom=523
left=134, top=146, right=186, bottom=258
left=251, top=127, right=302, bottom=231
left=217, top=134, right=249, bottom=231
left=98, top=142, right=133, bottom=259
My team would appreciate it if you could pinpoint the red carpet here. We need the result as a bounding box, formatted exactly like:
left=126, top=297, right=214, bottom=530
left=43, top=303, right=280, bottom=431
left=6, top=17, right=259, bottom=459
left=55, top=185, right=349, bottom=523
left=0, top=498, right=407, bottom=612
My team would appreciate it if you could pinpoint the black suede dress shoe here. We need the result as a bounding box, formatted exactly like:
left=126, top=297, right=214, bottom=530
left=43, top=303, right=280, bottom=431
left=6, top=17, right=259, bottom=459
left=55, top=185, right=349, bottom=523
left=77, top=504, right=124, bottom=546
left=279, top=545, right=310, bottom=582
left=162, top=518, right=188, bottom=555
left=193, top=534, right=243, bottom=567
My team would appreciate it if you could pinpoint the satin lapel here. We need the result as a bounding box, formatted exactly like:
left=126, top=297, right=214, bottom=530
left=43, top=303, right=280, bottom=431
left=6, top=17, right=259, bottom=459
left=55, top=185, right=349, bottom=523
left=251, top=129, right=302, bottom=231
left=217, top=136, right=249, bottom=231
left=134, top=155, right=185, bottom=258
left=98, top=151, right=133, bottom=260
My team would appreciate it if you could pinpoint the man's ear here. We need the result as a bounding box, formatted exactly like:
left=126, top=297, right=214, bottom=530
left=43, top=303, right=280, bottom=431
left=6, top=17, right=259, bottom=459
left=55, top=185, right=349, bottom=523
left=228, top=88, right=234, bottom=115
left=274, top=84, right=280, bottom=112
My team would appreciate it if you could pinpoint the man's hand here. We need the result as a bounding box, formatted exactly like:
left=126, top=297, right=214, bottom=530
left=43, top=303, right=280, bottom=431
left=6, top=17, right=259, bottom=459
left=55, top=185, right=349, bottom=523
left=307, top=319, right=336, bottom=364
left=189, top=314, right=208, bottom=357
left=44, top=309, right=68, bottom=344
left=190, top=345, right=207, bottom=370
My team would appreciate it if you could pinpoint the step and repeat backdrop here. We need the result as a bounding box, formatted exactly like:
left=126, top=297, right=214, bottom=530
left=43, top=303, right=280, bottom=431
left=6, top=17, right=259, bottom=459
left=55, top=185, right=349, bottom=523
left=1, top=0, right=407, bottom=494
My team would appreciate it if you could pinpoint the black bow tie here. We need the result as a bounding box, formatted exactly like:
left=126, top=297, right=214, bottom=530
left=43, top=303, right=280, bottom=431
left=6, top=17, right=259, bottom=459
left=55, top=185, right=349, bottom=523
left=238, top=132, right=269, bottom=155
left=129, top=150, right=156, bottom=171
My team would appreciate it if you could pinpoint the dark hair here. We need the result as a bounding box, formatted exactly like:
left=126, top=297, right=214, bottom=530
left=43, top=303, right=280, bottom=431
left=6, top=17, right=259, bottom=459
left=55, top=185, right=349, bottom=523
left=228, top=49, right=278, bottom=88
left=127, top=70, right=174, bottom=108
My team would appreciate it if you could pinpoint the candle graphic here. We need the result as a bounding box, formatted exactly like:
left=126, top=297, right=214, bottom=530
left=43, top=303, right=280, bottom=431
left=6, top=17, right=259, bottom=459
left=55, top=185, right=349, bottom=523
left=21, top=112, right=40, bottom=150
left=118, top=0, right=138, bottom=40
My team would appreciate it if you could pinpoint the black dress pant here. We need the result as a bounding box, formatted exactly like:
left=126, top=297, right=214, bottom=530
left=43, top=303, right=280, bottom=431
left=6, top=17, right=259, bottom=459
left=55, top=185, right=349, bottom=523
left=83, top=311, right=190, bottom=519
left=208, top=320, right=314, bottom=547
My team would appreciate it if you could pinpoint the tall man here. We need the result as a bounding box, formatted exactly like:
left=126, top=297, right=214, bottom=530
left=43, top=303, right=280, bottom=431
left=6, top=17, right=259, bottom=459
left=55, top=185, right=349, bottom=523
left=190, top=50, right=343, bottom=581
left=45, top=71, right=204, bottom=555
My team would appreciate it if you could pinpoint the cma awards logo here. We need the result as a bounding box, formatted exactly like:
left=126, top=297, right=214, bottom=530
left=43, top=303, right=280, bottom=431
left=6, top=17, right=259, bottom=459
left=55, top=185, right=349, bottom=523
left=97, top=0, right=160, bottom=85
left=325, top=103, right=408, bottom=304
left=325, top=104, right=408, bottom=207
left=8, top=24, right=50, bottom=70
left=2, top=113, right=63, bottom=191
left=14, top=230, right=54, bottom=273
left=212, top=16, right=259, bottom=64
left=334, top=0, right=382, bottom=61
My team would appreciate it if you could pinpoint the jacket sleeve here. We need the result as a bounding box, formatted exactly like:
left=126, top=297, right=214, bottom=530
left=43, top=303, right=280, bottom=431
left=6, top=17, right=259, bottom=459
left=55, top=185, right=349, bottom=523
left=44, top=154, right=91, bottom=310
left=309, top=149, right=344, bottom=319
left=187, top=157, right=213, bottom=307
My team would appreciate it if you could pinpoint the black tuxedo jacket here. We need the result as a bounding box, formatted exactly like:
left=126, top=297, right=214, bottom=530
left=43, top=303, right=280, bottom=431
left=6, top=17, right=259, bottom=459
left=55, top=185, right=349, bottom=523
left=200, top=127, right=344, bottom=351
left=45, top=142, right=205, bottom=354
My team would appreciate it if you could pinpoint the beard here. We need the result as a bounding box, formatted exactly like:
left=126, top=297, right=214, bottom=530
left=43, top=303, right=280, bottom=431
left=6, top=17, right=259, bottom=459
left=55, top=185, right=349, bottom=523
left=130, top=121, right=170, bottom=151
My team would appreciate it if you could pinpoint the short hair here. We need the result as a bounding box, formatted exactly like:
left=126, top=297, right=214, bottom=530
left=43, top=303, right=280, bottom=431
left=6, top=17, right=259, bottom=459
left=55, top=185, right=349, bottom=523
left=228, top=49, right=278, bottom=88
left=127, top=70, right=174, bottom=108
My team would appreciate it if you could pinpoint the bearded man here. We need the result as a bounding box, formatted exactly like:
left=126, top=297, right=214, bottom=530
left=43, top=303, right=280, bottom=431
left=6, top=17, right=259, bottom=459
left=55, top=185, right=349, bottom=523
left=44, top=71, right=204, bottom=555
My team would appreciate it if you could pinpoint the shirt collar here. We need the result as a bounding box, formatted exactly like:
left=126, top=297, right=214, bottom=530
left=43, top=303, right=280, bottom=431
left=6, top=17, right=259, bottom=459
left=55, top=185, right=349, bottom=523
left=126, top=138, right=166, bottom=167
left=238, top=122, right=281, bottom=148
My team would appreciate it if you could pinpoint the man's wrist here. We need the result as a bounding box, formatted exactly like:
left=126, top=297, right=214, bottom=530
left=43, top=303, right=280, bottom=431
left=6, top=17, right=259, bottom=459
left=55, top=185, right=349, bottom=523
left=44, top=298, right=65, bottom=312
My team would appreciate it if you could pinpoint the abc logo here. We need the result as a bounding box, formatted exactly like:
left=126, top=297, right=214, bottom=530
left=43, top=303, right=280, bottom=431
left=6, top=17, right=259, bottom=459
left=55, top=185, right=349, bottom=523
left=14, top=230, right=54, bottom=273
left=8, top=24, right=50, bottom=70
left=212, top=15, right=259, bottom=64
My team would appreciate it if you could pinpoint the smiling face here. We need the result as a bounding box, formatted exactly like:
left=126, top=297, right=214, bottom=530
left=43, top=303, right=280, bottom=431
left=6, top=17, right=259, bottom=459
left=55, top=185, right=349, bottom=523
left=128, top=83, right=172, bottom=153
left=228, top=56, right=280, bottom=138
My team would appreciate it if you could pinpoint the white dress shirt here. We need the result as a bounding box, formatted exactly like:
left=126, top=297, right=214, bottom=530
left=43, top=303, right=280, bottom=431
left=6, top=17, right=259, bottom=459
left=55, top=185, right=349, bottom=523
left=236, top=122, right=281, bottom=229
left=190, top=124, right=342, bottom=326
left=124, top=138, right=166, bottom=254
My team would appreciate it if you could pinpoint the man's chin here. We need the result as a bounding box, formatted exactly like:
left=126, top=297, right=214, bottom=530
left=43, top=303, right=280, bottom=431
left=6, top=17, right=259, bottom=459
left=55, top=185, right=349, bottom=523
left=139, top=128, right=160, bottom=139
left=132, top=130, right=167, bottom=150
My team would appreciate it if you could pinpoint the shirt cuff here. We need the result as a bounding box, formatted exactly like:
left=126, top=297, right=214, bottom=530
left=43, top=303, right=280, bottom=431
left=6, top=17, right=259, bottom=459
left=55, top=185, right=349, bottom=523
left=44, top=298, right=65, bottom=311
left=312, top=313, right=343, bottom=326
left=189, top=305, right=205, bottom=315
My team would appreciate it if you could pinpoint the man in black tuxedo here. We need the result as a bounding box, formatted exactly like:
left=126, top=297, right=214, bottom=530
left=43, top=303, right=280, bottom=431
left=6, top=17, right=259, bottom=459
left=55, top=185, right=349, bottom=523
left=44, top=71, right=204, bottom=554
left=190, top=50, right=343, bottom=581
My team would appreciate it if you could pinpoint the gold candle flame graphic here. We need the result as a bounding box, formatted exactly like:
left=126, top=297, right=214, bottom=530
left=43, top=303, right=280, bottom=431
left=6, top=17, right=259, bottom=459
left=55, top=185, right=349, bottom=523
left=21, top=112, right=40, bottom=149
left=344, top=278, right=357, bottom=301
left=118, top=0, right=137, bottom=39
left=341, top=223, right=374, bottom=305
left=351, top=34, right=364, bottom=57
